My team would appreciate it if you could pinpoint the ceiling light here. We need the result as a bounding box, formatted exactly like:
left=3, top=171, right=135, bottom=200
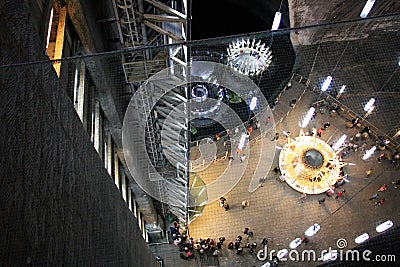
left=249, top=97, right=258, bottom=111
left=238, top=133, right=247, bottom=150
left=339, top=85, right=346, bottom=94
left=360, top=0, right=376, bottom=18
left=332, top=134, right=347, bottom=151
left=362, top=146, right=376, bottom=160
left=363, top=98, right=375, bottom=112
left=299, top=107, right=315, bottom=128
left=271, top=12, right=282, bottom=31
left=227, top=39, right=273, bottom=76
left=321, top=76, right=332, bottom=92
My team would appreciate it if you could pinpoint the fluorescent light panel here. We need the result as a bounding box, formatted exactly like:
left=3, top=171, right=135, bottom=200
left=238, top=133, right=247, bottom=150
left=249, top=97, right=258, bottom=111
left=321, top=76, right=332, bottom=92
left=360, top=0, right=376, bottom=18
left=46, top=8, right=54, bottom=49
left=364, top=98, right=375, bottom=111
left=362, top=146, right=376, bottom=160
left=300, top=107, right=315, bottom=128
left=339, top=85, right=346, bottom=94
left=271, top=12, right=282, bottom=31
left=333, top=134, right=347, bottom=151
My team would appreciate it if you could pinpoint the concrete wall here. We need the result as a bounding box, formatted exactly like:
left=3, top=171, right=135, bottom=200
left=0, top=1, right=158, bottom=266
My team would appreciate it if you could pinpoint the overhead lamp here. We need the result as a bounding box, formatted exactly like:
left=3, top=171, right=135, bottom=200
left=332, top=134, right=347, bottom=151
left=271, top=12, right=282, bottom=31
left=363, top=98, right=375, bottom=111
left=362, top=146, right=376, bottom=160
left=299, top=107, right=315, bottom=128
left=321, top=76, right=332, bottom=92
left=398, top=57, right=400, bottom=67
left=360, top=0, right=376, bottom=18
left=339, top=85, right=346, bottom=94
left=249, top=97, right=258, bottom=111
left=46, top=8, right=54, bottom=48
left=336, top=85, right=346, bottom=99
left=238, top=133, right=247, bottom=150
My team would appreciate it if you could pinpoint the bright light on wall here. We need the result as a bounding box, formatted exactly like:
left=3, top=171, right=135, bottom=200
left=363, top=98, right=375, bottom=111
left=332, top=134, right=347, bottom=151
left=249, top=97, right=258, bottom=111
left=300, top=107, right=315, bottom=128
left=360, top=0, right=376, bottom=18
left=271, top=12, right=282, bottom=31
left=321, top=76, right=333, bottom=92
left=362, top=146, right=376, bottom=160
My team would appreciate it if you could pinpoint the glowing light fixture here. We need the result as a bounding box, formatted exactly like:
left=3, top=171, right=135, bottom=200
left=363, top=98, right=375, bottom=111
left=360, top=0, right=376, bottom=18
left=249, top=97, right=258, bottom=111
left=238, top=133, right=247, bottom=150
left=300, top=107, right=315, bottom=128
left=227, top=39, right=273, bottom=76
left=46, top=8, right=54, bottom=48
left=362, top=146, right=376, bottom=160
left=339, top=85, right=346, bottom=94
left=321, top=76, right=333, bottom=92
left=332, top=134, right=347, bottom=151
left=271, top=12, right=282, bottom=31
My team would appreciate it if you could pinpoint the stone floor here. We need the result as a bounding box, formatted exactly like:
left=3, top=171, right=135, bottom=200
left=151, top=79, right=400, bottom=267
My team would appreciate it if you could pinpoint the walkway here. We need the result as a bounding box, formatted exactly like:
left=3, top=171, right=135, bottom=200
left=153, top=79, right=400, bottom=267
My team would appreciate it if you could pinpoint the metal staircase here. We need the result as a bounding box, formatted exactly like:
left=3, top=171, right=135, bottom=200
left=112, top=0, right=192, bottom=223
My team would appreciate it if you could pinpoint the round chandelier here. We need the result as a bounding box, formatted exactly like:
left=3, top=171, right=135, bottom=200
left=227, top=39, right=273, bottom=76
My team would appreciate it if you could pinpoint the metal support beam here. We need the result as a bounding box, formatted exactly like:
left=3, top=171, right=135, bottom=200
left=143, top=20, right=184, bottom=42
left=143, top=14, right=185, bottom=23
left=144, top=0, right=187, bottom=19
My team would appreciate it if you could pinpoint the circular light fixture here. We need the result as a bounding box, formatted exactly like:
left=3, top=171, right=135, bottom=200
left=279, top=136, right=346, bottom=194
left=227, top=39, right=272, bottom=76
left=191, top=84, right=208, bottom=102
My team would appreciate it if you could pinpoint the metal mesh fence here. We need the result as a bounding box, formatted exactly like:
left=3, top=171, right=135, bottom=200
left=2, top=13, right=400, bottom=267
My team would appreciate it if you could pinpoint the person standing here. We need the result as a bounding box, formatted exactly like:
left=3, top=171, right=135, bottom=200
left=369, top=193, right=379, bottom=200
left=299, top=192, right=307, bottom=202
left=317, top=128, right=323, bottom=138
left=375, top=198, right=386, bottom=205
left=266, top=116, right=271, bottom=125
left=335, top=190, right=345, bottom=199
left=228, top=156, right=234, bottom=168
left=271, top=132, right=279, bottom=141
left=220, top=197, right=226, bottom=208
left=223, top=202, right=230, bottom=211
left=241, top=200, right=249, bottom=209
left=322, top=122, right=330, bottom=130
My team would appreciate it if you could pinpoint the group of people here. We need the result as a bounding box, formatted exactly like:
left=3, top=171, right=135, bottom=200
left=227, top=228, right=259, bottom=256
left=369, top=184, right=389, bottom=205
left=180, top=236, right=225, bottom=260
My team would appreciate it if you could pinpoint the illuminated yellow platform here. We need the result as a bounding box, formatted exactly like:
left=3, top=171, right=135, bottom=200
left=279, top=135, right=346, bottom=194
